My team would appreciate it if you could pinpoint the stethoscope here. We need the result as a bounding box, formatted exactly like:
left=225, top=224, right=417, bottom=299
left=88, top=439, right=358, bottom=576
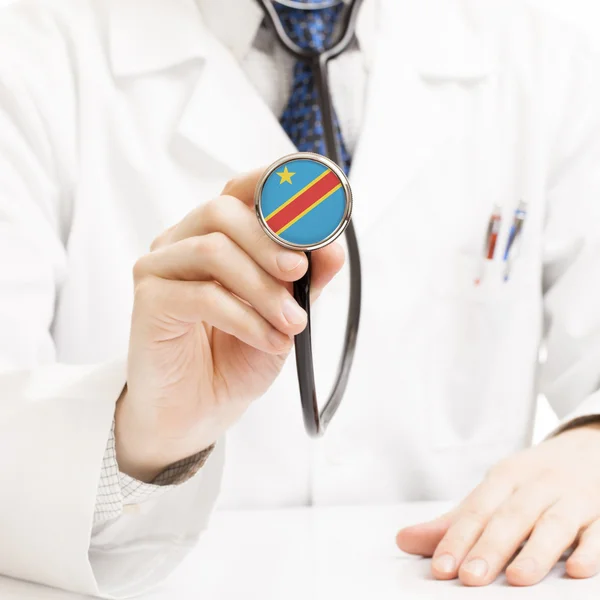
left=255, top=0, right=363, bottom=437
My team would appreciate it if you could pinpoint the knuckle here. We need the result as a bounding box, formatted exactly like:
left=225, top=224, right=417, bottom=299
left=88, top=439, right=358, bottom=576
left=538, top=510, right=577, bottom=534
left=201, top=197, right=225, bottom=227
left=204, top=231, right=230, bottom=254
left=440, top=528, right=471, bottom=548
left=218, top=193, right=241, bottom=210
left=149, top=236, right=162, bottom=252
left=460, top=507, right=490, bottom=528
left=188, top=231, right=229, bottom=260
left=486, top=458, right=513, bottom=481
left=150, top=227, right=173, bottom=251
left=220, top=177, right=240, bottom=197
left=132, top=255, right=151, bottom=282
left=494, top=502, right=525, bottom=524
left=207, top=194, right=243, bottom=227
left=187, top=236, right=206, bottom=258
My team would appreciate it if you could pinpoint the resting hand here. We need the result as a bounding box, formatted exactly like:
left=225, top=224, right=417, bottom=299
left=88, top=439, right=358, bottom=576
left=396, top=423, right=600, bottom=586
left=116, top=169, right=344, bottom=481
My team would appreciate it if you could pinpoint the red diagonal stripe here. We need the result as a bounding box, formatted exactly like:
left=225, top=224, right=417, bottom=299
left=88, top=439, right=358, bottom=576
left=266, top=170, right=340, bottom=234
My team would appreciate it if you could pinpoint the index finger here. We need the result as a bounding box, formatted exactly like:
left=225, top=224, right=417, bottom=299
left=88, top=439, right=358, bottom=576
left=222, top=167, right=346, bottom=295
left=150, top=167, right=267, bottom=251
left=152, top=166, right=344, bottom=290
left=170, top=166, right=266, bottom=239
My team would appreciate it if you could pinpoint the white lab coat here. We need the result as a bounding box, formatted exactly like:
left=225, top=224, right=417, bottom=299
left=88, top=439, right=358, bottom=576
left=1, top=0, right=600, bottom=596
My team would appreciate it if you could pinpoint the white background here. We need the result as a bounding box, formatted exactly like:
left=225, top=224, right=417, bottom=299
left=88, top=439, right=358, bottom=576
left=528, top=0, right=600, bottom=52
left=1, top=0, right=598, bottom=440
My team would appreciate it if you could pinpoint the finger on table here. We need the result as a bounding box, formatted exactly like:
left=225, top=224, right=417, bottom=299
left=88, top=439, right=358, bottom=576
left=566, top=518, right=600, bottom=579
left=458, top=481, right=558, bottom=586
left=429, top=472, right=516, bottom=580
left=396, top=511, right=455, bottom=558
left=506, top=499, right=587, bottom=586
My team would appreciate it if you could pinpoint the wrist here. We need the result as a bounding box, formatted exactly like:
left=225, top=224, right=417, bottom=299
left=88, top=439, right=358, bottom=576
left=115, top=387, right=195, bottom=481
left=114, top=387, right=165, bottom=481
left=115, top=386, right=218, bottom=482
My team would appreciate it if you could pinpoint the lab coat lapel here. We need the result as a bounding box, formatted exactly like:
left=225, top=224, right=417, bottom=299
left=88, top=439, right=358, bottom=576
left=175, top=47, right=296, bottom=174
left=173, top=0, right=295, bottom=174
left=350, top=0, right=497, bottom=238
left=107, top=0, right=498, bottom=212
left=107, top=0, right=209, bottom=76
left=108, top=0, right=295, bottom=175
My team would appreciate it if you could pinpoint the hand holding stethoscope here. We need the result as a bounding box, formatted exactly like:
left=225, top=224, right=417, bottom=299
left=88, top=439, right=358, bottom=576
left=255, top=0, right=363, bottom=437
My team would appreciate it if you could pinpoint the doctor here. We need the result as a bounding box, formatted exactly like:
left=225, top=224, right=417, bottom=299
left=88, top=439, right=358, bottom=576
left=2, top=0, right=600, bottom=596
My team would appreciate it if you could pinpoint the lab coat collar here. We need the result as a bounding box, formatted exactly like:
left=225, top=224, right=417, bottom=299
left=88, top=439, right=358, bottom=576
left=196, top=0, right=374, bottom=65
left=108, top=0, right=376, bottom=77
left=195, top=0, right=264, bottom=63
left=108, top=0, right=496, bottom=79
left=108, top=0, right=208, bottom=77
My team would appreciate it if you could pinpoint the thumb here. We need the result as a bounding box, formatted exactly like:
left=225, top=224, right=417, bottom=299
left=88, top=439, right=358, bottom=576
left=396, top=511, right=455, bottom=557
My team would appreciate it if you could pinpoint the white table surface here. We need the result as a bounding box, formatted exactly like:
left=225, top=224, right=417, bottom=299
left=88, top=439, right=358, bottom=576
left=1, top=502, right=599, bottom=599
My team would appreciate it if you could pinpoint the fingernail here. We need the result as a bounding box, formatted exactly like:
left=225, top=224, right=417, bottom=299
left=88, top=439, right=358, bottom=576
left=463, top=558, right=488, bottom=579
left=433, top=554, right=456, bottom=574
left=282, top=298, right=306, bottom=325
left=277, top=252, right=303, bottom=272
left=268, top=329, right=291, bottom=350
left=511, top=557, right=538, bottom=573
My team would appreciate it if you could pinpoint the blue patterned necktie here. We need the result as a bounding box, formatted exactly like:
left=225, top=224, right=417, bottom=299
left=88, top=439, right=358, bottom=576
left=273, top=0, right=352, bottom=173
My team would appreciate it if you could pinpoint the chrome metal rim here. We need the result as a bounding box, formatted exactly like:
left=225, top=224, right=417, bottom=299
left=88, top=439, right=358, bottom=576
left=255, top=152, right=353, bottom=252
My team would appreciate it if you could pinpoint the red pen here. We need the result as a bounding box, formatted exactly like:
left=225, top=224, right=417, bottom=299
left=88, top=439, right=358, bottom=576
left=475, top=204, right=502, bottom=285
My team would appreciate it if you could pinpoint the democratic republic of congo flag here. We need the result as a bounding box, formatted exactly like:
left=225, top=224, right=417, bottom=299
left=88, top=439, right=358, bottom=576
left=258, top=158, right=349, bottom=248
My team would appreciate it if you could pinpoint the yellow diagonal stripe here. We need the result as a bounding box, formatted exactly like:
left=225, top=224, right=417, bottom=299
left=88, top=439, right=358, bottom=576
left=265, top=169, right=331, bottom=221
left=276, top=184, right=342, bottom=235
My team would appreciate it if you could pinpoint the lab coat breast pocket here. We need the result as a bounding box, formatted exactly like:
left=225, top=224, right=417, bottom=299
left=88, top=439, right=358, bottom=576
left=423, top=251, right=541, bottom=452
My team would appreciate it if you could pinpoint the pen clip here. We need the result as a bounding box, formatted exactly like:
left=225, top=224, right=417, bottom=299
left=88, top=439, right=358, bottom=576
left=475, top=204, right=502, bottom=285
left=503, top=200, right=527, bottom=281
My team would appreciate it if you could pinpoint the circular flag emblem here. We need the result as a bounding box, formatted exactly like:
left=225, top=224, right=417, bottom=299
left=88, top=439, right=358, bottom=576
left=255, top=153, right=352, bottom=251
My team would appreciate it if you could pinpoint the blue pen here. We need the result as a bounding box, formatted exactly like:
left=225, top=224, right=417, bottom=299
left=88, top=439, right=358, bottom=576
left=503, top=200, right=527, bottom=281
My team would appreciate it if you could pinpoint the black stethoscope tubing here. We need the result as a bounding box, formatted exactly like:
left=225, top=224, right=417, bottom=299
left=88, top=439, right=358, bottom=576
left=257, top=0, right=364, bottom=437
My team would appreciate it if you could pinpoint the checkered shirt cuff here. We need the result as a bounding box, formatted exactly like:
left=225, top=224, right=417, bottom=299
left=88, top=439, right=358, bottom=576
left=94, top=422, right=214, bottom=524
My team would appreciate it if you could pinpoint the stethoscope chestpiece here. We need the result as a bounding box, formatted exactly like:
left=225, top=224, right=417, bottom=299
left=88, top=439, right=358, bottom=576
left=255, top=152, right=352, bottom=252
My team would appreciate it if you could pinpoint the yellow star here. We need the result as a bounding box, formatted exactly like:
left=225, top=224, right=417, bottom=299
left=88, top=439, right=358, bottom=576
left=276, top=166, right=295, bottom=185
